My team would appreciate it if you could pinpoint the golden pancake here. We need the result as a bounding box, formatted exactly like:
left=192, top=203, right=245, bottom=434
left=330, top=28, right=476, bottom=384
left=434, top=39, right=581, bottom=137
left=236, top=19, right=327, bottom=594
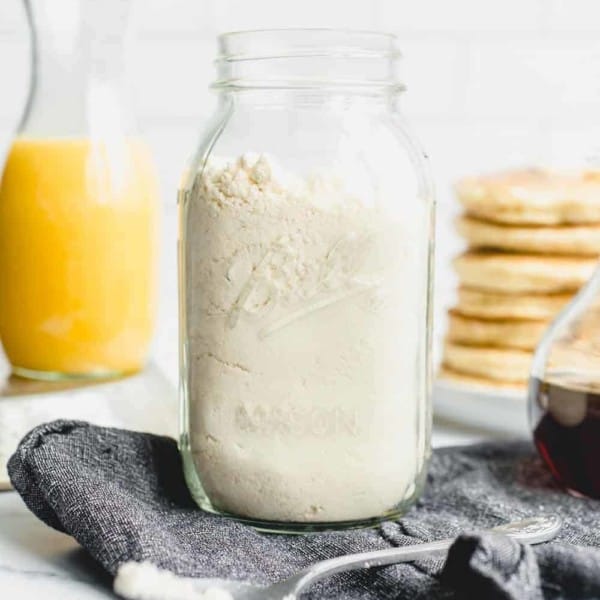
left=456, top=168, right=600, bottom=225
left=443, top=341, right=532, bottom=383
left=456, top=215, right=600, bottom=255
left=438, top=365, right=525, bottom=391
left=453, top=251, right=596, bottom=294
left=447, top=310, right=548, bottom=351
left=455, top=287, right=572, bottom=320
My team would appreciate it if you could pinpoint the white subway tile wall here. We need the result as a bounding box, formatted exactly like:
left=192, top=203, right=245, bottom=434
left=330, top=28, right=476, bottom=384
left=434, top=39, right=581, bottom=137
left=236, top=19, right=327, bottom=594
left=1, top=0, right=599, bottom=378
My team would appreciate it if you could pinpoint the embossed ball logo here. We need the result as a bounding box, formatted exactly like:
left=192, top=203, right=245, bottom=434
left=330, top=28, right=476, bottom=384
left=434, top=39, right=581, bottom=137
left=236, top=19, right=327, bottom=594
left=226, top=230, right=386, bottom=337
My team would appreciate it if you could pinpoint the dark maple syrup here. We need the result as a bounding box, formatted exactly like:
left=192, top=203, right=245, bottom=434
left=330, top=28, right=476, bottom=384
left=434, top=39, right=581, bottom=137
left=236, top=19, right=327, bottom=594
left=531, top=377, right=600, bottom=499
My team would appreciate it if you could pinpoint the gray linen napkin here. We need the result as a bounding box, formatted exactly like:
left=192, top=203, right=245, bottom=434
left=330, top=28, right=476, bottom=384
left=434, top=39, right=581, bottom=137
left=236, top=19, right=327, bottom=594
left=8, top=420, right=600, bottom=599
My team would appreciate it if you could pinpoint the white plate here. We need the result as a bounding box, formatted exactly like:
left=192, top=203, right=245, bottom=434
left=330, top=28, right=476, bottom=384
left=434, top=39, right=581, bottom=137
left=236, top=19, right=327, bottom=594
left=433, top=378, right=529, bottom=436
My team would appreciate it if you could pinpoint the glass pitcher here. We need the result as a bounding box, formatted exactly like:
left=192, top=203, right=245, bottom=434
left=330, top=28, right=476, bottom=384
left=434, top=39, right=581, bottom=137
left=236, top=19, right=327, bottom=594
left=0, top=0, right=159, bottom=380
left=529, top=261, right=600, bottom=498
left=178, top=30, right=434, bottom=532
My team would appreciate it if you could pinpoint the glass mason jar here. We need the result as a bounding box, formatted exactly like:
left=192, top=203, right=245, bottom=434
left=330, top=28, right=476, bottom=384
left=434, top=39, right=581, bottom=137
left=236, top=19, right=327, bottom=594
left=0, top=0, right=159, bottom=380
left=179, top=30, right=434, bottom=532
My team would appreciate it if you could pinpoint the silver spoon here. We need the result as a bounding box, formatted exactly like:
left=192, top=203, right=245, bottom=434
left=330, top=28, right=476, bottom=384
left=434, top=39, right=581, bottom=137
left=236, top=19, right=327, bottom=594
left=114, top=515, right=562, bottom=600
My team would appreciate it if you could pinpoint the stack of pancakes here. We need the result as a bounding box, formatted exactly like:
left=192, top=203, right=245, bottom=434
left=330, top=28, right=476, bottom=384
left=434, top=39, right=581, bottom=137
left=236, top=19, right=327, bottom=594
left=440, top=168, right=600, bottom=388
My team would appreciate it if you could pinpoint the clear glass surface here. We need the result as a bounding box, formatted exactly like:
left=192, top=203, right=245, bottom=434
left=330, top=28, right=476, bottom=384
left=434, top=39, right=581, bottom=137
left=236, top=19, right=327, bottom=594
left=0, top=0, right=159, bottom=380
left=178, top=30, right=434, bottom=531
left=529, top=261, right=600, bottom=498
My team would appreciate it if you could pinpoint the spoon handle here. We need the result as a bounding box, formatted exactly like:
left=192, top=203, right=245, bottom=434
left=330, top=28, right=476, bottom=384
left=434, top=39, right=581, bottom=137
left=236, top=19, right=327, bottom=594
left=289, top=515, right=562, bottom=595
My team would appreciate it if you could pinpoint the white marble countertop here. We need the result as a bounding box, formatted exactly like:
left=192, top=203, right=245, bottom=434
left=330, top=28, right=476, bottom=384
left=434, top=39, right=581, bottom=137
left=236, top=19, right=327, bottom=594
left=0, top=414, right=508, bottom=599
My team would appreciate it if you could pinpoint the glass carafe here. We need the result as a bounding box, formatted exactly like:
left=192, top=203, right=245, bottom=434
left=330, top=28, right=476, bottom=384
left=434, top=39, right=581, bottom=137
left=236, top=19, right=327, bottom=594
left=0, top=0, right=159, bottom=380
left=178, top=30, right=434, bottom=532
left=529, top=262, right=600, bottom=498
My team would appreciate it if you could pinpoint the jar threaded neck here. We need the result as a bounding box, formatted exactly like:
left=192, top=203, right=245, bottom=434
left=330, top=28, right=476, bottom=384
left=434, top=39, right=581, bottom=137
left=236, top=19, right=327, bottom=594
left=213, top=28, right=403, bottom=93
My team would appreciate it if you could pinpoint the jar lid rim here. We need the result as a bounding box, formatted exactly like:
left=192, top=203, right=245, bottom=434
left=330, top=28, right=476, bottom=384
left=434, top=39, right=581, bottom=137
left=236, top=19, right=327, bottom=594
left=219, top=28, right=398, bottom=42
left=216, top=28, right=401, bottom=62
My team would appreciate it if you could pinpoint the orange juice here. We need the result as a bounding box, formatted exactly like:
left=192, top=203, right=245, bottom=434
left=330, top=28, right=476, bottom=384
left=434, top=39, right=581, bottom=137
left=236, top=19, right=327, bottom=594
left=0, top=137, right=159, bottom=377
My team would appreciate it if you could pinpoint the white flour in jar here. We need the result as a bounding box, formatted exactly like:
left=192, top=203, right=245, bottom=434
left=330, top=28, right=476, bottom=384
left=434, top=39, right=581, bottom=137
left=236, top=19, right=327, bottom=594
left=185, top=154, right=427, bottom=522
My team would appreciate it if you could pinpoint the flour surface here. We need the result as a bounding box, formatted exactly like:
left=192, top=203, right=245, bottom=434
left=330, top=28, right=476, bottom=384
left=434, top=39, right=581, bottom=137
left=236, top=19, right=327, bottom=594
left=114, top=561, right=233, bottom=600
left=185, top=154, right=427, bottom=522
